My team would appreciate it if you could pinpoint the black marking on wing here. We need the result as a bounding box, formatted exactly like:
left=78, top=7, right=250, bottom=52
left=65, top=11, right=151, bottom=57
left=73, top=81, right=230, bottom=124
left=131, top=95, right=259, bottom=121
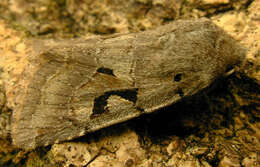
left=176, top=88, right=184, bottom=97
left=91, top=89, right=138, bottom=118
left=136, top=107, right=145, bottom=113
left=97, top=67, right=115, bottom=76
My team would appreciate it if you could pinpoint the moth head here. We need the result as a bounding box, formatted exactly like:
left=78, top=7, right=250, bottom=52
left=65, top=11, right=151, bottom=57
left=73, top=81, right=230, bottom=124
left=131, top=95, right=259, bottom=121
left=215, top=31, right=246, bottom=76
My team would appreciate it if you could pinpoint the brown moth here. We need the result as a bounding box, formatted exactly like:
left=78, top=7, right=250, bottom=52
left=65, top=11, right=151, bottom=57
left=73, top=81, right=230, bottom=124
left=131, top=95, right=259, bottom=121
left=12, top=18, right=245, bottom=150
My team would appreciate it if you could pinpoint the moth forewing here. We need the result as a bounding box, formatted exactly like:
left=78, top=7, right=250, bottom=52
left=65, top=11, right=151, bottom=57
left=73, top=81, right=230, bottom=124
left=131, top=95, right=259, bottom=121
left=11, top=18, right=245, bottom=150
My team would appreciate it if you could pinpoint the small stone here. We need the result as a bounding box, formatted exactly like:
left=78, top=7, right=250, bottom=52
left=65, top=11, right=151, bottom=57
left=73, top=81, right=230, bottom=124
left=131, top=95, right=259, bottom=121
left=124, top=158, right=134, bottom=167
left=201, top=0, right=230, bottom=5
left=190, top=146, right=208, bottom=156
left=166, top=137, right=180, bottom=155
left=88, top=155, right=122, bottom=167
left=219, top=156, right=241, bottom=167
left=51, top=142, right=99, bottom=167
left=242, top=153, right=258, bottom=167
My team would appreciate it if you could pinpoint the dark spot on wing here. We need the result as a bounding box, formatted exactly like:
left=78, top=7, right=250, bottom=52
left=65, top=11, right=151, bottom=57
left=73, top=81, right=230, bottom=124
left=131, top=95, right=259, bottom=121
left=176, top=88, right=184, bottom=97
left=97, top=67, right=115, bottom=76
left=136, top=107, right=145, bottom=113
left=174, top=73, right=182, bottom=82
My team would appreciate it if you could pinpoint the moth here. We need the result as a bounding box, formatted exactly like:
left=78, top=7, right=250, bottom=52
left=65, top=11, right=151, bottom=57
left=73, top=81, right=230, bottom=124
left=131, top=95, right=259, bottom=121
left=11, top=18, right=245, bottom=150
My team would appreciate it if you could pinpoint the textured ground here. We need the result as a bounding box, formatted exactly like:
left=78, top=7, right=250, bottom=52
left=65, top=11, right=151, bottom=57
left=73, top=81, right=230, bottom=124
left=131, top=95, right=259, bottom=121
left=0, top=0, right=259, bottom=167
